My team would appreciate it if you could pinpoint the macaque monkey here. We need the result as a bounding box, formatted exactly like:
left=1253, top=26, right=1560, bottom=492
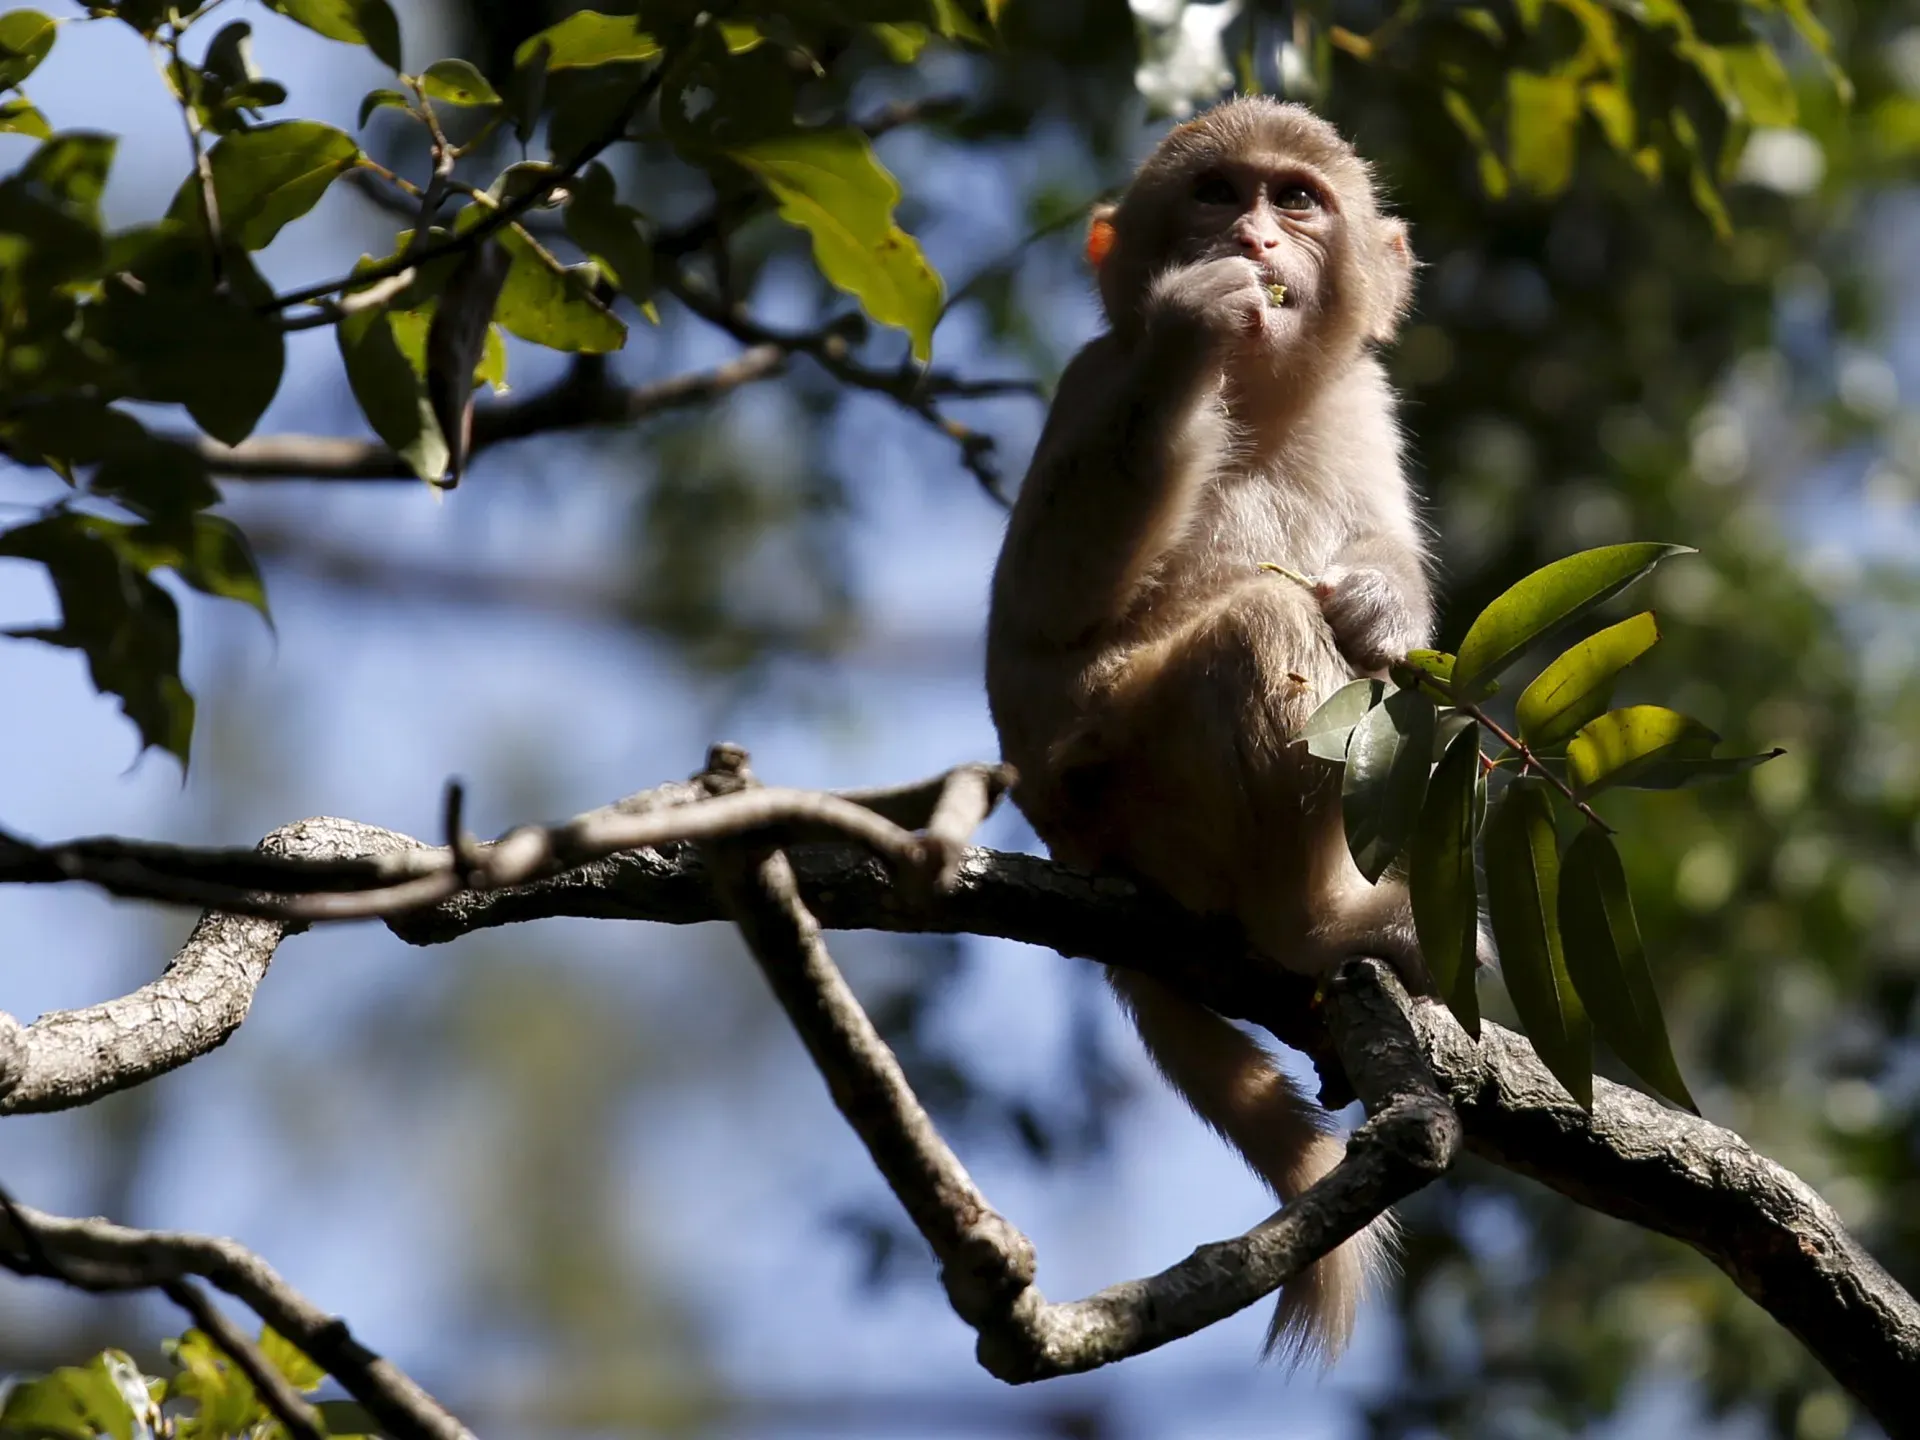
left=984, top=97, right=1431, bottom=1364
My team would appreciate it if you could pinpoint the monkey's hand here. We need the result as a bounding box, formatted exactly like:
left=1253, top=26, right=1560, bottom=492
left=1140, top=257, right=1270, bottom=356
left=1314, top=565, right=1425, bottom=673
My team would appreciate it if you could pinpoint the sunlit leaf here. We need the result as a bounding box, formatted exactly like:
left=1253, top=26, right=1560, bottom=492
left=726, top=129, right=944, bottom=362
left=419, top=58, right=500, bottom=108
left=1410, top=722, right=1483, bottom=1035
left=0, top=9, right=54, bottom=89
left=166, top=120, right=360, bottom=251
left=513, top=11, right=659, bottom=71
left=1566, top=705, right=1716, bottom=794
left=1718, top=44, right=1797, bottom=127
left=258, top=1329, right=325, bottom=1392
left=1516, top=611, right=1660, bottom=750
left=0, top=95, right=48, bottom=137
left=1485, top=783, right=1591, bottom=1106
left=1561, top=828, right=1697, bottom=1111
left=871, top=22, right=929, bottom=61
left=1343, top=686, right=1436, bottom=882
left=169, top=1328, right=264, bottom=1439
left=1452, top=543, right=1693, bottom=701
left=1508, top=71, right=1581, bottom=196
left=493, top=225, right=625, bottom=353
left=1301, top=677, right=1384, bottom=762
left=263, top=0, right=402, bottom=71
left=337, top=257, right=447, bottom=483
left=0, top=1353, right=139, bottom=1440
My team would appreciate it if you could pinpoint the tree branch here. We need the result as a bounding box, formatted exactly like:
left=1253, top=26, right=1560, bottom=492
left=1, top=763, right=1914, bottom=1425
left=195, top=347, right=787, bottom=481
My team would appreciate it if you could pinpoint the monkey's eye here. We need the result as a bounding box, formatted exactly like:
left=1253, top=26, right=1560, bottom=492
left=1273, top=182, right=1321, bottom=212
left=1191, top=173, right=1238, bottom=206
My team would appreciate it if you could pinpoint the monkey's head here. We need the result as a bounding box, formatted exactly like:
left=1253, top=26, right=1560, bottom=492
left=1089, top=97, right=1414, bottom=374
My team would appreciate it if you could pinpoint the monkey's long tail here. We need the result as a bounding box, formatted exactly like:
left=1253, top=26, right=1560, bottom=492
left=1107, top=967, right=1396, bottom=1367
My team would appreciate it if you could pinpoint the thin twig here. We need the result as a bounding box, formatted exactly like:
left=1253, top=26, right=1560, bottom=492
left=161, top=29, right=223, bottom=287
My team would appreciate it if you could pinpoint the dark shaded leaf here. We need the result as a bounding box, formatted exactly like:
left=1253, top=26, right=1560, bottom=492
left=1452, top=543, right=1693, bottom=701
left=1342, top=685, right=1435, bottom=883
left=1623, top=748, right=1787, bottom=789
left=1516, top=610, right=1660, bottom=751
left=0, top=514, right=196, bottom=765
left=1410, top=720, right=1483, bottom=1036
left=564, top=161, right=653, bottom=303
left=357, top=87, right=412, bottom=128
left=1484, top=783, right=1592, bottom=1106
left=424, top=239, right=510, bottom=484
left=1561, top=828, right=1697, bottom=1111
left=92, top=238, right=284, bottom=445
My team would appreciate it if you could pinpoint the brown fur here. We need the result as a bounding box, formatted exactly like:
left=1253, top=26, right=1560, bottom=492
left=985, top=98, right=1431, bottom=1364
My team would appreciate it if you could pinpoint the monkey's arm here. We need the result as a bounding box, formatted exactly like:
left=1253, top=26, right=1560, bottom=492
left=1316, top=529, right=1435, bottom=672
left=994, top=262, right=1261, bottom=649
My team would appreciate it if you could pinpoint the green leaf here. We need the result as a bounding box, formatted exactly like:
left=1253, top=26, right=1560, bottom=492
left=513, top=11, right=659, bottom=71
left=258, top=1329, right=325, bottom=1393
left=563, top=161, right=653, bottom=303
left=1560, top=828, right=1697, bottom=1111
left=166, top=120, right=359, bottom=251
left=1409, top=721, right=1483, bottom=1036
left=169, top=1329, right=264, bottom=1440
left=1582, top=81, right=1635, bottom=153
left=0, top=95, right=49, bottom=138
left=1566, top=704, right=1717, bottom=794
left=493, top=224, right=625, bottom=353
left=1451, top=543, right=1693, bottom=701
left=23, top=131, right=113, bottom=226
left=1718, top=43, right=1797, bottom=127
left=871, top=22, right=930, bottom=62
left=1484, top=783, right=1591, bottom=1106
left=313, top=1400, right=378, bottom=1439
left=92, top=236, right=285, bottom=445
left=0, top=9, right=54, bottom=90
left=1508, top=70, right=1581, bottom=196
left=419, top=58, right=500, bottom=108
left=0, top=514, right=197, bottom=765
left=1622, top=747, right=1786, bottom=789
left=1301, top=676, right=1384, bottom=761
left=726, top=129, right=944, bottom=363
left=357, top=86, right=412, bottom=128
left=1342, top=685, right=1436, bottom=883
left=337, top=273, right=447, bottom=484
left=0, top=1355, right=138, bottom=1440
left=89, top=441, right=221, bottom=521
left=1515, top=610, right=1660, bottom=750
left=263, top=0, right=402, bottom=71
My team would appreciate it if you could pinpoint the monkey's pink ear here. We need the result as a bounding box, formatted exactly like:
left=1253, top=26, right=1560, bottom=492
left=1085, top=204, right=1119, bottom=270
left=1372, top=218, right=1417, bottom=342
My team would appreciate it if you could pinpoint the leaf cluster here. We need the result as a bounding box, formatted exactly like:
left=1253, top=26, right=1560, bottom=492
left=0, top=1327, right=367, bottom=1440
left=1307, top=543, right=1781, bottom=1109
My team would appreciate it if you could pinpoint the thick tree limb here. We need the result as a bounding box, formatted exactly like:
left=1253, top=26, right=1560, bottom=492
left=0, top=1193, right=473, bottom=1440
left=1, top=767, right=1915, bottom=1427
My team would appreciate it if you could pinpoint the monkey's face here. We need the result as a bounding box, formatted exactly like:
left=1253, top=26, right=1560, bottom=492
left=1095, top=100, right=1414, bottom=368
